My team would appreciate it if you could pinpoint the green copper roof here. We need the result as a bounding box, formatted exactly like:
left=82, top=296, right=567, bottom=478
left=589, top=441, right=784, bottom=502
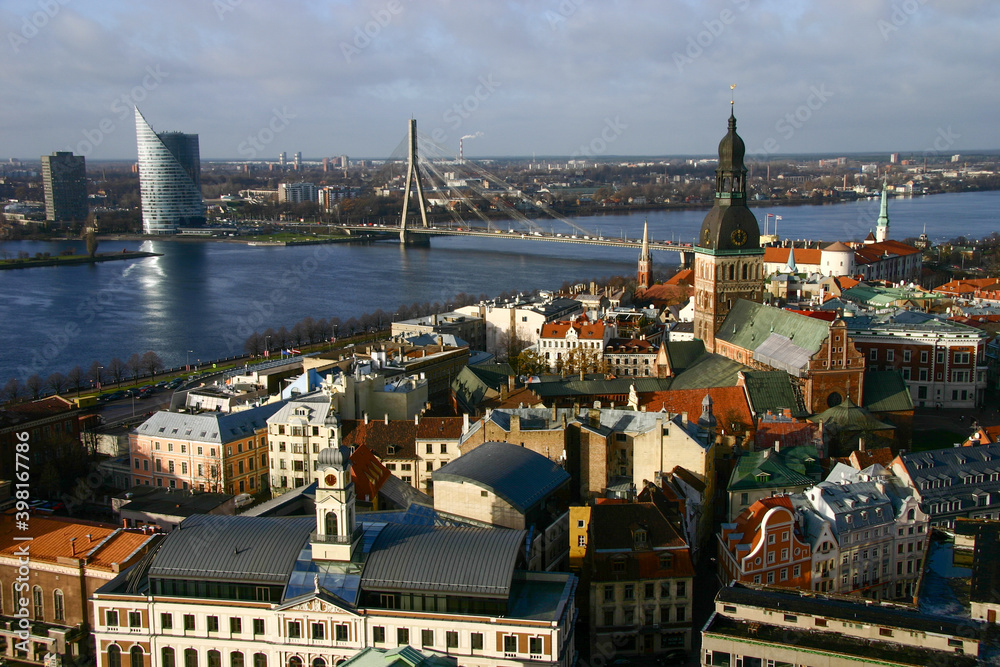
left=808, top=398, right=895, bottom=432
left=728, top=449, right=816, bottom=492
left=742, top=370, right=809, bottom=418
left=341, top=647, right=456, bottom=667
left=863, top=371, right=914, bottom=413
left=716, top=300, right=831, bottom=356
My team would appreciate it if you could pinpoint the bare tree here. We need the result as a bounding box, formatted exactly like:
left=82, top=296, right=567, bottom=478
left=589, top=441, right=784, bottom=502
left=291, top=321, right=306, bottom=346
left=66, top=366, right=84, bottom=395
left=244, top=332, right=264, bottom=357
left=88, top=360, right=106, bottom=389
left=46, top=372, right=69, bottom=396
left=127, top=353, right=142, bottom=385
left=2, top=377, right=24, bottom=404
left=275, top=326, right=291, bottom=349
left=107, top=357, right=126, bottom=386
left=141, top=351, right=164, bottom=379
left=25, top=374, right=43, bottom=399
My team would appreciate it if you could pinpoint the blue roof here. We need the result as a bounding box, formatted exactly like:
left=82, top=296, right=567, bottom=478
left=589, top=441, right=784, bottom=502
left=433, top=440, right=570, bottom=513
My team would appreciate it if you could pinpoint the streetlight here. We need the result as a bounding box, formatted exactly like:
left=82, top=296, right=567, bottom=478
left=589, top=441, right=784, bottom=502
left=186, top=350, right=193, bottom=371
left=97, top=366, right=103, bottom=392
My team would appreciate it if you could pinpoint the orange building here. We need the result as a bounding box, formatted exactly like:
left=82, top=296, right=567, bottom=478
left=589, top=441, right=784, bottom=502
left=718, top=496, right=812, bottom=590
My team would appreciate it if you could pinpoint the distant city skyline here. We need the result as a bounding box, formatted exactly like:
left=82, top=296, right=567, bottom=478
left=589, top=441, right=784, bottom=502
left=2, top=1, right=998, bottom=161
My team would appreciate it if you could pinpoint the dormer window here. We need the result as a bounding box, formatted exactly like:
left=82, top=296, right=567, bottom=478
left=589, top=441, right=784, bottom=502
left=660, top=553, right=673, bottom=569
left=633, top=528, right=648, bottom=549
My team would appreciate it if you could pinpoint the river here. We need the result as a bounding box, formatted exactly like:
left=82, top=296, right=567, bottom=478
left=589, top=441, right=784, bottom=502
left=1, top=190, right=997, bottom=385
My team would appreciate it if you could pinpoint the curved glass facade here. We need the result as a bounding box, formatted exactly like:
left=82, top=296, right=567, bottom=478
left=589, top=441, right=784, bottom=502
left=135, top=107, right=204, bottom=234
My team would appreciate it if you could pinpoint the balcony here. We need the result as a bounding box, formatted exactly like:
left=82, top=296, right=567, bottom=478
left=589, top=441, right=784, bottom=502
left=310, top=526, right=363, bottom=545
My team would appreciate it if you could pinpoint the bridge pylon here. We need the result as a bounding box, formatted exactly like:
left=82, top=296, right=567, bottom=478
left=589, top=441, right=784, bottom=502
left=400, top=118, right=430, bottom=245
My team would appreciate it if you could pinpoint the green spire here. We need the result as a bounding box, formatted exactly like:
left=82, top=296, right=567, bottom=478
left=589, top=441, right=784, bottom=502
left=876, top=179, right=889, bottom=242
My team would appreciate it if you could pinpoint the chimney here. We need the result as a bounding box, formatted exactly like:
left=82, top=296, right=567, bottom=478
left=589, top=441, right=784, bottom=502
left=462, top=413, right=470, bottom=434
left=681, top=411, right=688, bottom=425
left=384, top=413, right=389, bottom=425
left=552, top=404, right=558, bottom=422
left=414, top=414, right=419, bottom=426
left=508, top=375, right=515, bottom=392
left=69, top=537, right=77, bottom=556
left=364, top=412, right=369, bottom=425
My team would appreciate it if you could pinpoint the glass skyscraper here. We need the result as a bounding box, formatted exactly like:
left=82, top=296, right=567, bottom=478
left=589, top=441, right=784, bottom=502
left=135, top=107, right=204, bottom=234
left=40, top=151, right=88, bottom=222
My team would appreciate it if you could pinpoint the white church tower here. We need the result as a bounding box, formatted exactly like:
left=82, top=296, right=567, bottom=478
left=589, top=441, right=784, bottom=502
left=311, top=445, right=360, bottom=562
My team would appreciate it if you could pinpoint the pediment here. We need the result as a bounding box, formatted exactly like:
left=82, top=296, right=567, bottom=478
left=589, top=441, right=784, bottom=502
left=279, top=592, right=358, bottom=616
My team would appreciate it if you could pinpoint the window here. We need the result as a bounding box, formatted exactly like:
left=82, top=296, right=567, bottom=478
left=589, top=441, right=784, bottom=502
left=230, top=617, right=242, bottom=634
left=676, top=581, right=686, bottom=597
left=185, top=649, right=198, bottom=667
left=207, top=616, right=219, bottom=632
left=422, top=629, right=434, bottom=647
left=503, top=635, right=518, bottom=654
left=471, top=633, right=483, bottom=650
left=578, top=535, right=586, bottom=547
left=373, top=626, right=385, bottom=643
left=529, top=637, right=543, bottom=655
left=644, top=582, right=655, bottom=598
left=335, top=624, right=348, bottom=642
left=31, top=585, right=43, bottom=619
left=921, top=351, right=929, bottom=363
left=208, top=651, right=220, bottom=667
left=253, top=619, right=264, bottom=636
left=887, top=349, right=895, bottom=362
left=130, top=647, right=144, bottom=667
left=108, top=646, right=122, bottom=667
left=253, top=655, right=266, bottom=667
left=161, top=613, right=173, bottom=630
left=231, top=653, right=244, bottom=667
left=106, top=610, right=119, bottom=627
left=624, top=584, right=635, bottom=600
left=287, top=621, right=301, bottom=639
left=784, top=614, right=798, bottom=623
left=440, top=443, right=447, bottom=454
left=904, top=350, right=911, bottom=362
left=53, top=589, right=64, bottom=622
left=613, top=559, right=626, bottom=573
left=426, top=443, right=433, bottom=454
left=311, top=622, right=324, bottom=640
left=129, top=611, right=141, bottom=628
left=398, top=628, right=409, bottom=645
left=604, top=585, right=614, bottom=602
left=446, top=631, right=458, bottom=648
left=603, top=609, right=615, bottom=626
left=184, top=614, right=195, bottom=631
left=162, top=648, right=176, bottom=667
left=870, top=349, right=878, bottom=361
left=676, top=606, right=686, bottom=622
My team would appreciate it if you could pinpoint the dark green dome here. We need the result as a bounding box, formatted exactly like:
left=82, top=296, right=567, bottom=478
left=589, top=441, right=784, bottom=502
left=718, top=111, right=746, bottom=169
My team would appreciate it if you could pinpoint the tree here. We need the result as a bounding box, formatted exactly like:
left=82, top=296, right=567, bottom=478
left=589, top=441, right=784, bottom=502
left=46, top=372, right=69, bottom=395
left=563, top=347, right=606, bottom=376
left=244, top=332, right=264, bottom=357
left=66, top=365, right=84, bottom=395
left=513, top=349, right=548, bottom=376
left=141, top=351, right=164, bottom=379
left=88, top=360, right=106, bottom=389
left=25, top=374, right=43, bottom=399
left=127, top=353, right=142, bottom=385
left=275, top=326, right=291, bottom=349
left=2, top=377, right=24, bottom=404
left=497, top=328, right=529, bottom=363
left=84, top=227, right=99, bottom=258
left=107, top=357, right=126, bottom=386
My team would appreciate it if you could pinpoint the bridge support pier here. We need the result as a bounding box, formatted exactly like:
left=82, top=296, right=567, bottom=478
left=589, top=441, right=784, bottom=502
left=400, top=230, right=431, bottom=247
left=679, top=250, right=694, bottom=268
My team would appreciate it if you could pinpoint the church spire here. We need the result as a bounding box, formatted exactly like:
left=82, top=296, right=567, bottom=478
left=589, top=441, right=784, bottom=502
left=637, top=220, right=652, bottom=291
left=875, top=179, right=890, bottom=243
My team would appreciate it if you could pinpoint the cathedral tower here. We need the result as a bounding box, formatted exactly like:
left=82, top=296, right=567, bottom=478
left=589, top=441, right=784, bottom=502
left=693, top=108, right=765, bottom=352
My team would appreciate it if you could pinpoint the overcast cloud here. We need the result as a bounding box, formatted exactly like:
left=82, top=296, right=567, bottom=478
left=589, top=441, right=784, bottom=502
left=2, top=0, right=998, bottom=160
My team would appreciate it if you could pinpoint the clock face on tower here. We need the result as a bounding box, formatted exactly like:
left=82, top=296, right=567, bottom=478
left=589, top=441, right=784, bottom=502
left=731, top=228, right=748, bottom=246
left=325, top=473, right=337, bottom=486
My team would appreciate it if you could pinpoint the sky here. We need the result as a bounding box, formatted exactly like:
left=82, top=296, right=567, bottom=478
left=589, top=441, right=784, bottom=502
left=2, top=0, right=999, bottom=161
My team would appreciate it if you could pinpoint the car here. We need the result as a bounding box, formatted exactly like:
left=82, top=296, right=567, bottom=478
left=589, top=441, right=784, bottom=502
left=656, top=650, right=688, bottom=665
left=234, top=493, right=254, bottom=509
left=106, top=391, right=126, bottom=401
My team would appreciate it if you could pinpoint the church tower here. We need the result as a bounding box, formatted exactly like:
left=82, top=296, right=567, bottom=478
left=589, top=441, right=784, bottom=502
left=637, top=220, right=652, bottom=291
left=875, top=179, right=890, bottom=243
left=693, top=107, right=765, bottom=352
left=311, top=445, right=361, bottom=562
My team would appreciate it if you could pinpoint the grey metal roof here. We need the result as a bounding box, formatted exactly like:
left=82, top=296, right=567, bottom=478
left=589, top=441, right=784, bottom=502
left=148, top=514, right=314, bottom=584
left=753, top=333, right=813, bottom=377
left=433, top=441, right=570, bottom=513
left=136, top=402, right=285, bottom=444
left=360, top=523, right=525, bottom=596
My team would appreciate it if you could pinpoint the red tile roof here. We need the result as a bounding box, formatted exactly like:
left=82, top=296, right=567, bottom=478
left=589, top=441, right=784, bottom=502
left=640, top=386, right=753, bottom=435
left=763, top=247, right=822, bottom=266
left=540, top=319, right=606, bottom=340
left=350, top=443, right=392, bottom=502
left=340, top=419, right=418, bottom=459
left=416, top=416, right=464, bottom=440
left=853, top=240, right=921, bottom=265
left=0, top=513, right=153, bottom=572
left=665, top=269, right=694, bottom=286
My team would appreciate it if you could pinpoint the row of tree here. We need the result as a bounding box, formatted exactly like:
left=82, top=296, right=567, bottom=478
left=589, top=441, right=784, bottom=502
left=1, top=351, right=164, bottom=404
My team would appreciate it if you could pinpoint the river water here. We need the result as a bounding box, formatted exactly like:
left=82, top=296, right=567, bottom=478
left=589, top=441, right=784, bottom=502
left=1, top=191, right=997, bottom=384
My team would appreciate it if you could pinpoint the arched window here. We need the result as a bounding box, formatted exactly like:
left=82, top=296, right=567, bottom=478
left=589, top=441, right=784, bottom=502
left=185, top=649, right=199, bottom=667
left=53, top=589, right=65, bottom=622
left=826, top=392, right=843, bottom=408
left=288, top=657, right=303, bottom=667
left=108, top=646, right=122, bottom=667
left=312, top=659, right=326, bottom=667
left=907, top=509, right=915, bottom=521
left=742, top=263, right=748, bottom=279
left=32, top=585, right=43, bottom=619
left=325, top=511, right=338, bottom=536
left=208, top=651, right=221, bottom=667
left=231, top=652, right=244, bottom=667
left=130, top=646, right=144, bottom=667
left=162, top=647, right=176, bottom=667
left=253, top=654, right=267, bottom=667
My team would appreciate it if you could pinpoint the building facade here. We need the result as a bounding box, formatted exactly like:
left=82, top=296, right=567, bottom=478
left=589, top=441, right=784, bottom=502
left=135, top=107, right=204, bottom=234
left=41, top=151, right=87, bottom=222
